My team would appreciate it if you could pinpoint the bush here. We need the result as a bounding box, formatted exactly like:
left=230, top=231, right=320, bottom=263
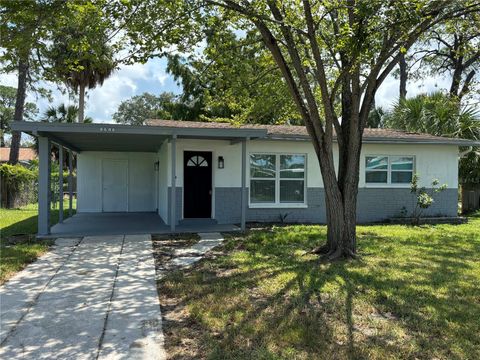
left=0, top=164, right=37, bottom=208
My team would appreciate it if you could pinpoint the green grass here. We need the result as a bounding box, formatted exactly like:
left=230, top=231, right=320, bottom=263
left=0, top=200, right=75, bottom=284
left=160, top=213, right=480, bottom=359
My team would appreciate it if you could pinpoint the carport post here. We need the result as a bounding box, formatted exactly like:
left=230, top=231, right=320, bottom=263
left=241, top=138, right=247, bottom=232
left=68, top=150, right=73, bottom=217
left=38, top=136, right=51, bottom=235
left=58, top=146, right=64, bottom=223
left=170, top=135, right=177, bottom=232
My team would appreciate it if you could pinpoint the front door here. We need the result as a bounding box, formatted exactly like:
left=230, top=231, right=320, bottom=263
left=102, top=159, right=128, bottom=212
left=184, top=151, right=212, bottom=218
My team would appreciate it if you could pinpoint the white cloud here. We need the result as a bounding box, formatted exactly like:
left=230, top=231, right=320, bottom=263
left=0, top=57, right=176, bottom=123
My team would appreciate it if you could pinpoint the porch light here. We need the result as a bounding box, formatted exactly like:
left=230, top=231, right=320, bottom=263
left=154, top=161, right=159, bottom=171
left=218, top=156, right=224, bottom=169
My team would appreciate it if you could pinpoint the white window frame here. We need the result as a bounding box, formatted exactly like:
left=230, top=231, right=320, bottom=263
left=249, top=152, right=308, bottom=208
left=365, top=155, right=415, bottom=187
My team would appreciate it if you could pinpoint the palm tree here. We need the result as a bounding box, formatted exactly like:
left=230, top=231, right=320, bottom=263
left=47, top=8, right=115, bottom=123
left=41, top=104, right=93, bottom=124
left=385, top=92, right=480, bottom=182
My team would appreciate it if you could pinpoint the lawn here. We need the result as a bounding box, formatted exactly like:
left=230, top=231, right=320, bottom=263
left=159, top=213, right=480, bottom=360
left=0, top=200, right=75, bottom=284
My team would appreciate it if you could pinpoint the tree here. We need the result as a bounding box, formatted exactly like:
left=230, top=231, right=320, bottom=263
left=386, top=92, right=480, bottom=183
left=0, top=85, right=37, bottom=147
left=41, top=103, right=93, bottom=124
left=113, top=92, right=191, bottom=125
left=166, top=26, right=300, bottom=124
left=400, top=13, right=480, bottom=100
left=46, top=2, right=116, bottom=123
left=0, top=0, right=63, bottom=164
left=116, top=0, right=480, bottom=259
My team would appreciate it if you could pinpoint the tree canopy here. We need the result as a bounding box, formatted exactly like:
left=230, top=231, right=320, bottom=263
left=0, top=85, right=37, bottom=147
left=112, top=0, right=480, bottom=258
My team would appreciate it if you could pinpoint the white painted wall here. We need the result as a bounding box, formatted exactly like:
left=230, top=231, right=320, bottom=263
left=77, top=140, right=459, bottom=216
left=168, top=139, right=459, bottom=190
left=77, top=152, right=157, bottom=212
left=359, top=143, right=458, bottom=188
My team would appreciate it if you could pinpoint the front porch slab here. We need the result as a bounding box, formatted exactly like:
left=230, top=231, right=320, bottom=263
left=44, top=213, right=239, bottom=238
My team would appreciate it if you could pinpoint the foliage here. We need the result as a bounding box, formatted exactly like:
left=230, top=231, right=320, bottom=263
left=112, top=92, right=193, bottom=125
left=411, top=12, right=480, bottom=99
left=0, top=163, right=36, bottom=187
left=409, top=174, right=448, bottom=223
left=385, top=92, right=480, bottom=182
left=41, top=104, right=93, bottom=124
left=366, top=106, right=387, bottom=128
left=165, top=27, right=299, bottom=124
left=0, top=0, right=62, bottom=87
left=45, top=2, right=116, bottom=122
left=0, top=85, right=37, bottom=146
left=0, top=163, right=37, bottom=207
left=158, top=216, right=480, bottom=359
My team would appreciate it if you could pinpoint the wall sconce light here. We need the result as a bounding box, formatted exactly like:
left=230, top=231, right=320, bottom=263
left=218, top=156, right=224, bottom=169
left=154, top=161, right=159, bottom=171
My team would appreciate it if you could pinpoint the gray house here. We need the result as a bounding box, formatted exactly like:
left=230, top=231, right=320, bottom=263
left=11, top=120, right=478, bottom=237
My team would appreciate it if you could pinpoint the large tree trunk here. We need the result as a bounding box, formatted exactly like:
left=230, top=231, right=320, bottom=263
left=399, top=53, right=408, bottom=99
left=78, top=83, right=85, bottom=123
left=8, top=58, right=29, bottom=165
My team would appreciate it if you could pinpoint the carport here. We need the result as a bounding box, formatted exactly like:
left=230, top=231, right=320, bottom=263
left=11, top=121, right=267, bottom=237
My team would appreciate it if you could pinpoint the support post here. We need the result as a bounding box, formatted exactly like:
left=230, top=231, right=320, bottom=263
left=38, top=136, right=51, bottom=235
left=68, top=150, right=73, bottom=217
left=58, top=146, right=64, bottom=223
left=241, top=138, right=247, bottom=232
left=170, top=135, right=177, bottom=232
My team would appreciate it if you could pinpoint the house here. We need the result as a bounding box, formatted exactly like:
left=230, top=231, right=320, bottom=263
left=0, top=147, right=37, bottom=164
left=11, top=120, right=479, bottom=237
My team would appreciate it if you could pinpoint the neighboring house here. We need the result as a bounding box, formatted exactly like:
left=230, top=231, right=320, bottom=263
left=0, top=147, right=37, bottom=164
left=11, top=120, right=480, bottom=236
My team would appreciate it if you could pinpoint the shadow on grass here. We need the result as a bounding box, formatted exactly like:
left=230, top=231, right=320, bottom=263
left=159, top=222, right=480, bottom=359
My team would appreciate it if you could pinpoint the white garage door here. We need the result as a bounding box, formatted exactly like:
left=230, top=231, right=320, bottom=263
left=102, top=159, right=128, bottom=212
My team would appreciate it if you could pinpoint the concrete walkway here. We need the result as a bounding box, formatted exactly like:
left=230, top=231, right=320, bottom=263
left=0, top=235, right=165, bottom=360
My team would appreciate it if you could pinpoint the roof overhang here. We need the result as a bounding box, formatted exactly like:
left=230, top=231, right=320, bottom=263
left=11, top=122, right=268, bottom=152
left=266, top=135, right=480, bottom=146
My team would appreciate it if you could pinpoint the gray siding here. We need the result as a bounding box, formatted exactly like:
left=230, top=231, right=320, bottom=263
left=214, top=187, right=458, bottom=224
left=356, top=188, right=458, bottom=222
left=167, top=187, right=183, bottom=224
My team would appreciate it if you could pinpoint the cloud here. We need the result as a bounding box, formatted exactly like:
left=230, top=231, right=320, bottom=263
left=1, top=57, right=180, bottom=123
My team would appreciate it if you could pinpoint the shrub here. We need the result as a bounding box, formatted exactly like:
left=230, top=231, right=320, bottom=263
left=409, top=174, right=447, bottom=224
left=0, top=164, right=37, bottom=208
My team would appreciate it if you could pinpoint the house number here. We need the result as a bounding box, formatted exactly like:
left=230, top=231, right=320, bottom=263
left=99, top=127, right=115, bottom=132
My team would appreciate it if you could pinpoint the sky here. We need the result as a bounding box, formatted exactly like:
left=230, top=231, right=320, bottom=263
left=1, top=57, right=452, bottom=124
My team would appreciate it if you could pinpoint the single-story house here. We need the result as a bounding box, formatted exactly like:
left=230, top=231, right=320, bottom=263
left=11, top=120, right=479, bottom=237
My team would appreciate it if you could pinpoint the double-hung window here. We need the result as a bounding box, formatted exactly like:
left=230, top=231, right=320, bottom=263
left=250, top=153, right=306, bottom=206
left=365, top=155, right=414, bottom=185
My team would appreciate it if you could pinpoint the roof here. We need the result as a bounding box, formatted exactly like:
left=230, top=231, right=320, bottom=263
left=146, top=119, right=480, bottom=146
left=9, top=121, right=267, bottom=153
left=10, top=119, right=479, bottom=153
left=0, top=147, right=37, bottom=162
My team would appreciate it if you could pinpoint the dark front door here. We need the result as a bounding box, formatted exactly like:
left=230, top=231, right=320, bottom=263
left=184, top=151, right=212, bottom=218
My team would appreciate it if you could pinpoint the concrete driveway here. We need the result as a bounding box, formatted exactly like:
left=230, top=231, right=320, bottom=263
left=0, top=234, right=165, bottom=360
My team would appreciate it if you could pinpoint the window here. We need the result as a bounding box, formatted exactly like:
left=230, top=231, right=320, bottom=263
left=390, top=156, right=414, bottom=183
left=365, top=155, right=414, bottom=185
left=187, top=155, right=208, bottom=167
left=250, top=153, right=306, bottom=205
